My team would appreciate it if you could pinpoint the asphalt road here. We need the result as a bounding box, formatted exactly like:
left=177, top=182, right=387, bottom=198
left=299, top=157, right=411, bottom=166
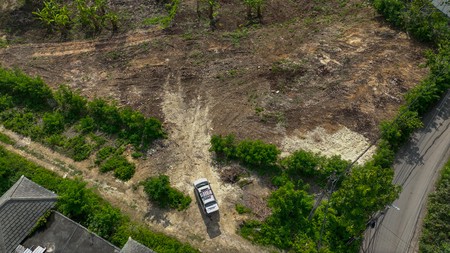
left=362, top=90, right=450, bottom=253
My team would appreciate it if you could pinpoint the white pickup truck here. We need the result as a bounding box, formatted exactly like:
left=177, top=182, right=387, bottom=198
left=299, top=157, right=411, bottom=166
left=193, top=178, right=219, bottom=214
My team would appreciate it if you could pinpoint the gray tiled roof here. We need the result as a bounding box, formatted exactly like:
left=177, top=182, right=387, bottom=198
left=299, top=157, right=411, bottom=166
left=0, top=176, right=57, bottom=253
left=120, top=237, right=156, bottom=253
left=23, top=211, right=121, bottom=253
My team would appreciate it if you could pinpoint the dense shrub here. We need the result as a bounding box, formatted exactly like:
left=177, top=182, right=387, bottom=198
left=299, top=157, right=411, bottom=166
left=210, top=134, right=236, bottom=159
left=419, top=160, right=450, bottom=253
left=0, top=67, right=165, bottom=165
left=1, top=110, right=43, bottom=139
left=142, top=118, right=166, bottom=146
left=65, top=135, right=93, bottom=161
left=380, top=109, right=423, bottom=151
left=0, top=146, right=199, bottom=253
left=143, top=175, right=191, bottom=211
left=372, top=0, right=450, bottom=42
left=96, top=146, right=116, bottom=164
left=111, top=223, right=198, bottom=253
left=0, top=95, right=13, bottom=111
left=44, top=134, right=67, bottom=148
left=54, top=86, right=87, bottom=123
left=76, top=116, right=95, bottom=133
left=88, top=99, right=122, bottom=134
left=403, top=0, right=450, bottom=42
left=0, top=132, right=15, bottom=145
left=43, top=111, right=65, bottom=134
left=282, top=150, right=322, bottom=177
left=0, top=68, right=53, bottom=110
left=240, top=181, right=314, bottom=249
left=100, top=155, right=135, bottom=181
left=373, top=0, right=406, bottom=27
left=235, top=139, right=280, bottom=167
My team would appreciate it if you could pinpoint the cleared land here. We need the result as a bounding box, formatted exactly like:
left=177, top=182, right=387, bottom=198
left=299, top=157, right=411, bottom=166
left=0, top=0, right=429, bottom=252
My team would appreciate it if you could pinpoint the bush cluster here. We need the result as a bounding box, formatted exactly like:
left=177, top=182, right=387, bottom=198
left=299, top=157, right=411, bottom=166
left=0, top=146, right=198, bottom=253
left=372, top=0, right=450, bottom=167
left=419, top=160, right=450, bottom=252
left=100, top=155, right=136, bottom=181
left=210, top=134, right=280, bottom=169
left=210, top=134, right=349, bottom=184
left=374, top=43, right=450, bottom=167
left=144, top=0, right=180, bottom=28
left=0, top=67, right=166, bottom=180
left=33, top=0, right=118, bottom=38
left=372, top=0, right=450, bottom=42
left=143, top=175, right=192, bottom=211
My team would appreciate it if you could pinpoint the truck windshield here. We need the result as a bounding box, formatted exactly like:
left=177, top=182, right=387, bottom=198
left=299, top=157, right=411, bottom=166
left=196, top=182, right=209, bottom=188
left=205, top=201, right=217, bottom=207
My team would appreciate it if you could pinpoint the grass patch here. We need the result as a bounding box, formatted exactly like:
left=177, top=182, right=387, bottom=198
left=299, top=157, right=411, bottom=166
left=0, top=132, right=15, bottom=145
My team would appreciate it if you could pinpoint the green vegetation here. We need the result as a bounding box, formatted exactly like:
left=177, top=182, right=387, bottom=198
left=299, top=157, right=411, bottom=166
left=33, top=0, right=72, bottom=38
left=144, top=0, right=180, bottom=28
left=210, top=134, right=398, bottom=252
left=221, top=1, right=450, bottom=252
left=210, top=134, right=280, bottom=170
left=0, top=67, right=165, bottom=181
left=0, top=132, right=14, bottom=145
left=372, top=0, right=450, bottom=167
left=33, top=0, right=118, bottom=38
left=0, top=146, right=198, bottom=253
left=235, top=203, right=252, bottom=214
left=372, top=0, right=450, bottom=42
left=419, top=159, right=450, bottom=253
left=143, top=175, right=192, bottom=211
left=100, top=155, right=136, bottom=181
left=195, top=0, right=220, bottom=29
left=243, top=0, right=265, bottom=23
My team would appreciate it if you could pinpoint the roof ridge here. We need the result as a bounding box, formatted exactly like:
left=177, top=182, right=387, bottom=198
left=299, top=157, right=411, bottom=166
left=53, top=211, right=121, bottom=251
left=9, top=175, right=26, bottom=198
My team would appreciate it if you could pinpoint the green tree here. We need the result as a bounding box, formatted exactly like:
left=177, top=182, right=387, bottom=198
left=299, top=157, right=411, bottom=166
left=75, top=0, right=118, bottom=37
left=243, top=0, right=264, bottom=23
left=380, top=109, right=423, bottom=150
left=257, top=181, right=314, bottom=248
left=54, top=85, right=87, bottom=123
left=235, top=139, right=280, bottom=167
left=57, top=179, right=95, bottom=221
left=143, top=175, right=191, bottom=210
left=331, top=164, right=400, bottom=235
left=210, top=134, right=236, bottom=159
left=88, top=205, right=123, bottom=240
left=33, top=0, right=73, bottom=39
left=199, top=0, right=219, bottom=30
left=43, top=111, right=65, bottom=134
left=282, top=150, right=322, bottom=177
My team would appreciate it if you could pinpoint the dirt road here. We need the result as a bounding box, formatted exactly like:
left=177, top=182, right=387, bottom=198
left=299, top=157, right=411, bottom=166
left=361, top=91, right=450, bottom=253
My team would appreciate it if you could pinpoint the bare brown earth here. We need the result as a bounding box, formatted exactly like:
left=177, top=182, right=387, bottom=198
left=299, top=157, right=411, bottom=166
left=0, top=0, right=429, bottom=252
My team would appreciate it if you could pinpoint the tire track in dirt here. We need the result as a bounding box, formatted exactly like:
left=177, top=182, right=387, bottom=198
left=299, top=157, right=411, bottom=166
left=0, top=29, right=161, bottom=58
left=160, top=72, right=269, bottom=252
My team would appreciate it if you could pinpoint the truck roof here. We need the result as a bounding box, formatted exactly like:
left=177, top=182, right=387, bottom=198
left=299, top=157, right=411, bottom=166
left=198, top=184, right=215, bottom=204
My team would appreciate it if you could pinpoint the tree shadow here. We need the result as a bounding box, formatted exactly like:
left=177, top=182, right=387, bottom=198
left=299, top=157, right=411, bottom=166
left=393, top=91, right=450, bottom=174
left=194, top=190, right=222, bottom=239
left=144, top=206, right=172, bottom=228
